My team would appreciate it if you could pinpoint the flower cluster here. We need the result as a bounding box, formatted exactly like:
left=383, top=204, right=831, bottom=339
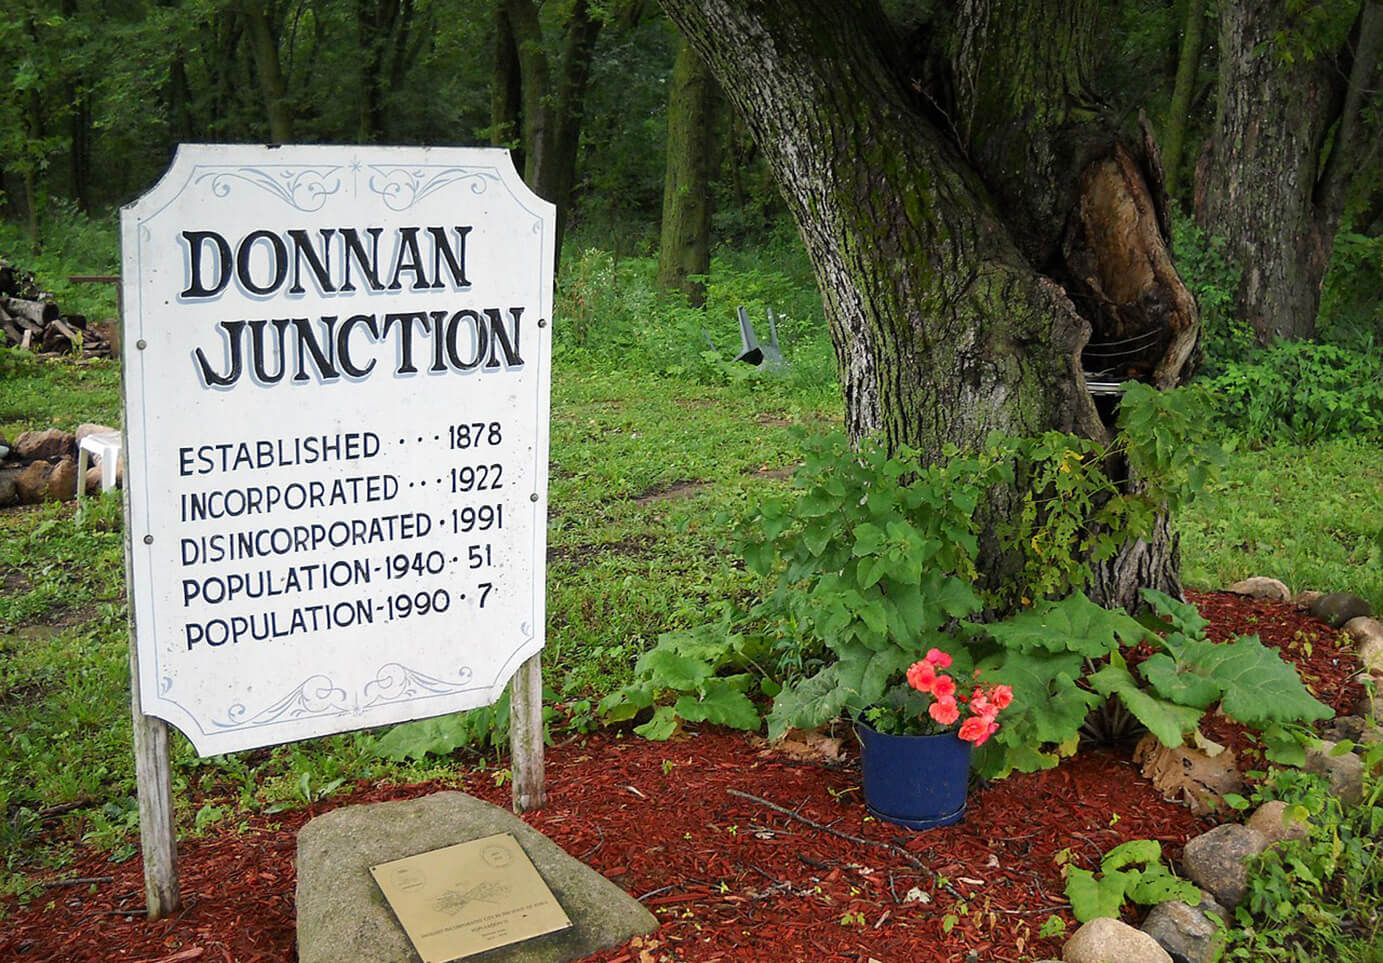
left=906, top=648, right=1012, bottom=746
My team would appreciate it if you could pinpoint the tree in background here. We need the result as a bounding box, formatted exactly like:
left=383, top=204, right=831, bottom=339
left=1196, top=0, right=1382, bottom=343
left=497, top=0, right=604, bottom=254
left=656, top=33, right=714, bottom=306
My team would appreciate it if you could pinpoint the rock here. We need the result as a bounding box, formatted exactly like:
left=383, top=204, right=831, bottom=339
left=1305, top=740, right=1364, bottom=805
left=1360, top=637, right=1383, bottom=674
left=297, top=791, right=657, bottom=963
left=45, top=457, right=77, bottom=501
left=1225, top=576, right=1291, bottom=601
left=1245, top=800, right=1310, bottom=846
left=1319, top=714, right=1383, bottom=747
left=1063, top=917, right=1172, bottom=963
left=1310, top=592, right=1373, bottom=628
left=84, top=466, right=103, bottom=496
left=0, top=469, right=17, bottom=507
left=13, top=428, right=75, bottom=461
left=1291, top=590, right=1324, bottom=611
left=14, top=461, right=51, bottom=504
left=1181, top=824, right=1268, bottom=909
left=1141, top=893, right=1227, bottom=963
left=1134, top=733, right=1244, bottom=816
left=1344, top=617, right=1383, bottom=647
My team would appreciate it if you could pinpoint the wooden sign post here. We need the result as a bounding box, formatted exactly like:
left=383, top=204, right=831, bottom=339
left=119, top=145, right=555, bottom=916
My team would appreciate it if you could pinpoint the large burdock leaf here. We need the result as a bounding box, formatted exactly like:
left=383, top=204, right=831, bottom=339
left=1191, top=636, right=1332, bottom=726
left=1089, top=662, right=1203, bottom=748
left=978, top=591, right=1147, bottom=657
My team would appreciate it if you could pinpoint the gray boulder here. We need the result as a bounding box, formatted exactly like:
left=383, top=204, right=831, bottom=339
left=1141, top=893, right=1227, bottom=963
left=1305, top=740, right=1364, bottom=805
left=1181, top=824, right=1268, bottom=910
left=13, top=428, right=75, bottom=461
left=0, top=469, right=17, bottom=507
left=1225, top=577, right=1291, bottom=601
left=1311, top=592, right=1373, bottom=628
left=1344, top=616, right=1383, bottom=647
left=297, top=791, right=657, bottom=963
left=1244, top=800, right=1309, bottom=847
left=1063, top=917, right=1172, bottom=963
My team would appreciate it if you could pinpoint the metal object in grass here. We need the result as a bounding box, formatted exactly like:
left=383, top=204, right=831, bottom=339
left=734, top=305, right=786, bottom=369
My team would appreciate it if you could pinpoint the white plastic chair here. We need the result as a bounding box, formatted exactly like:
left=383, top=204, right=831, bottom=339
left=76, top=430, right=122, bottom=502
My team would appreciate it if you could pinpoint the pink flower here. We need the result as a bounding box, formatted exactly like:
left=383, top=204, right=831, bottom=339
left=969, top=692, right=992, bottom=718
left=930, top=674, right=956, bottom=700
left=929, top=697, right=960, bottom=726
left=925, top=648, right=952, bottom=669
left=990, top=685, right=1013, bottom=711
left=959, top=717, right=999, bottom=745
left=907, top=660, right=937, bottom=693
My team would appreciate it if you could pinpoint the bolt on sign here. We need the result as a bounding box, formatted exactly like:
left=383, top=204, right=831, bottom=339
left=121, top=145, right=555, bottom=756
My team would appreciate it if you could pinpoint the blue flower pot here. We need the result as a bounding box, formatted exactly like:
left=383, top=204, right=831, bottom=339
left=856, top=721, right=972, bottom=830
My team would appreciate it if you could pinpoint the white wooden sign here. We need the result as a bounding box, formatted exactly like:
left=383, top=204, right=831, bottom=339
left=121, top=145, right=554, bottom=756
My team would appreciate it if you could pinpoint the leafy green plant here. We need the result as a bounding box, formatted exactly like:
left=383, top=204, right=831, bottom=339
left=1065, top=838, right=1201, bottom=922
left=1172, top=211, right=1252, bottom=370
left=1223, top=757, right=1383, bottom=961
left=1201, top=341, right=1383, bottom=445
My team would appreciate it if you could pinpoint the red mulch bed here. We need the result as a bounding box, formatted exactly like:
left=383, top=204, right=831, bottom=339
left=0, top=591, right=1362, bottom=963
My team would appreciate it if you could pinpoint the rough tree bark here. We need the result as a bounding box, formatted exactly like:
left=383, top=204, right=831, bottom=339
left=658, top=0, right=1200, bottom=610
left=1197, top=0, right=1382, bottom=343
left=657, top=36, right=715, bottom=306
left=504, top=0, right=603, bottom=256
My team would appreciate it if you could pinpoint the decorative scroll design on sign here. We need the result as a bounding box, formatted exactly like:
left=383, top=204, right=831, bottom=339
left=211, top=674, right=349, bottom=730
left=366, top=166, right=498, bottom=211
left=194, top=166, right=342, bottom=212
left=200, top=663, right=477, bottom=734
left=362, top=663, right=476, bottom=706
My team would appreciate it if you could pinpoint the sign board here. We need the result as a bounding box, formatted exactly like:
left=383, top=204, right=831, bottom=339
left=370, top=834, right=571, bottom=962
left=121, top=145, right=555, bottom=756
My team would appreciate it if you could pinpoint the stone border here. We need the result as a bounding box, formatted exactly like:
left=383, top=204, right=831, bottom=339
left=1057, top=579, right=1378, bottom=963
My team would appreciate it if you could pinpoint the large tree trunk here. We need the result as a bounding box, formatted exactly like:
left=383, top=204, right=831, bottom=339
left=657, top=37, right=715, bottom=306
left=491, top=4, right=523, bottom=169
left=504, top=0, right=602, bottom=258
left=659, top=0, right=1199, bottom=611
left=243, top=0, right=293, bottom=143
left=1197, top=0, right=1382, bottom=343
left=1163, top=0, right=1207, bottom=203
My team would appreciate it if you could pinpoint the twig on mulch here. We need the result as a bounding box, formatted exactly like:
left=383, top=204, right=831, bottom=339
left=726, top=789, right=963, bottom=900
left=41, top=876, right=113, bottom=888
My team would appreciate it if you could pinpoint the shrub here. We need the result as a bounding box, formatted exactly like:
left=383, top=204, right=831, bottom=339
left=1200, top=340, right=1383, bottom=445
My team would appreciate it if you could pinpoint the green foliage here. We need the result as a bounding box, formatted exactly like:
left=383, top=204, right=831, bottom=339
left=1172, top=212, right=1252, bottom=370
left=1319, top=231, right=1383, bottom=349
left=1223, top=760, right=1383, bottom=960
left=373, top=689, right=515, bottom=761
left=554, top=246, right=837, bottom=398
left=1200, top=341, right=1383, bottom=445
left=1065, top=838, right=1201, bottom=923
left=0, top=202, right=119, bottom=319
left=602, top=406, right=1240, bottom=777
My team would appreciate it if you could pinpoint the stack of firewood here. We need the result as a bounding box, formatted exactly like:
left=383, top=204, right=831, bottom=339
left=0, top=258, right=115, bottom=358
